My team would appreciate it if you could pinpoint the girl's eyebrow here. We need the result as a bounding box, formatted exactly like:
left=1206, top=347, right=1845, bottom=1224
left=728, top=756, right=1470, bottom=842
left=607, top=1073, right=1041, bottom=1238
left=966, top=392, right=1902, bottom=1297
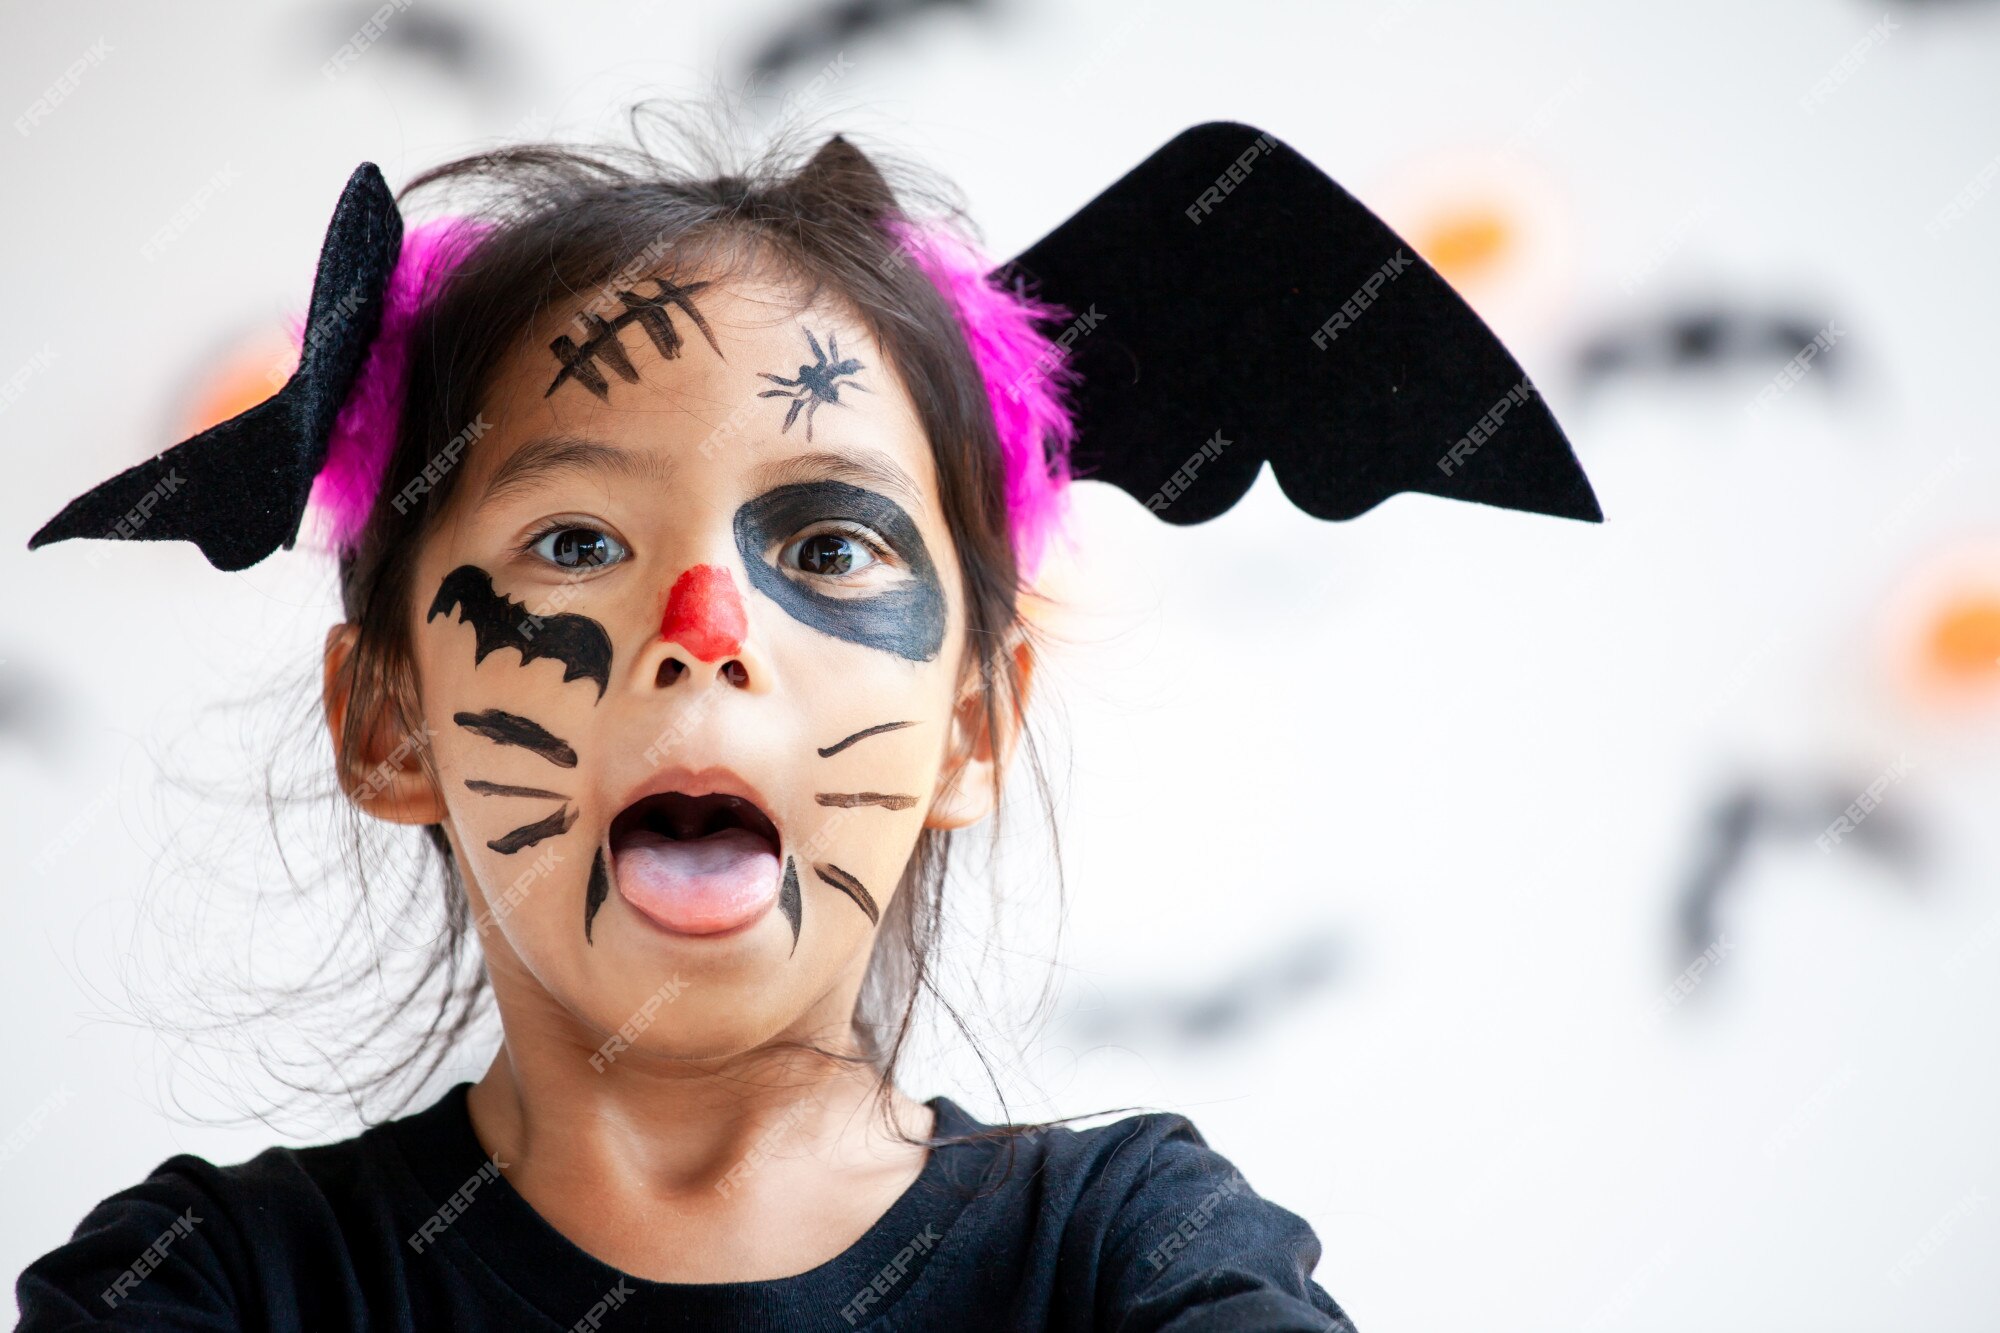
left=749, top=448, right=926, bottom=516
left=477, top=435, right=675, bottom=512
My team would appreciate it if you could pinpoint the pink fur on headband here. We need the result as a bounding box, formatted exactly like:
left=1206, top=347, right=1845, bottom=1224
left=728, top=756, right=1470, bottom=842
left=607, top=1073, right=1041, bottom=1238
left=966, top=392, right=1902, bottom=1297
left=304, top=217, right=492, bottom=552
left=884, top=217, right=1079, bottom=582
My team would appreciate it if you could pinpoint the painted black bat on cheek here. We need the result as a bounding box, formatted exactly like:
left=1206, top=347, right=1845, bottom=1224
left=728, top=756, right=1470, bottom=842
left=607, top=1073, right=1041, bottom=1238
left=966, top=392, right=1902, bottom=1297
left=546, top=277, right=723, bottom=402
left=813, top=862, right=879, bottom=927
left=780, top=856, right=802, bottom=956
left=733, top=481, right=946, bottom=662
left=757, top=328, right=868, bottom=442
left=488, top=806, right=578, bottom=854
left=455, top=709, right=579, bottom=768
left=817, top=720, right=918, bottom=758
left=428, top=565, right=613, bottom=699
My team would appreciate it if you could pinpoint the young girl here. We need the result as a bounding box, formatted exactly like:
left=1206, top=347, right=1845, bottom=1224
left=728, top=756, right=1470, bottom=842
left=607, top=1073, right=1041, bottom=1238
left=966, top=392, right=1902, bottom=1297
left=17, top=111, right=1594, bottom=1331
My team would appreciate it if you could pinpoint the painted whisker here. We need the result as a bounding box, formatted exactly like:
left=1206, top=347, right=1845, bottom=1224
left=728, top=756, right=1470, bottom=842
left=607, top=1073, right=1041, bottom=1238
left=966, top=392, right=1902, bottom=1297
left=466, top=779, right=569, bottom=799
left=813, top=862, right=879, bottom=926
left=455, top=709, right=579, bottom=768
left=488, top=806, right=578, bottom=855
left=816, top=792, right=918, bottom=811
left=816, top=720, right=918, bottom=758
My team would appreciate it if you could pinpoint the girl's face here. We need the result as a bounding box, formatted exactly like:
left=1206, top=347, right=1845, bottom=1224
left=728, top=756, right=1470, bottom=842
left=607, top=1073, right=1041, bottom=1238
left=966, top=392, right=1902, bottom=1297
left=395, top=267, right=992, bottom=1060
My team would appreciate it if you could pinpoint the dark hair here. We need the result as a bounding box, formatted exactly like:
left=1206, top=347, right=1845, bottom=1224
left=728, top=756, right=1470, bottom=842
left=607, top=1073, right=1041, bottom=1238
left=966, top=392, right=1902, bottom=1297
left=318, top=103, right=1067, bottom=1133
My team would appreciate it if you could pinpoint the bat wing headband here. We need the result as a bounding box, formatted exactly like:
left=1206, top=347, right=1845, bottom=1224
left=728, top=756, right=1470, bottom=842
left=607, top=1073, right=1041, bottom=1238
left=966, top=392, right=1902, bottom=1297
left=28, top=121, right=1599, bottom=576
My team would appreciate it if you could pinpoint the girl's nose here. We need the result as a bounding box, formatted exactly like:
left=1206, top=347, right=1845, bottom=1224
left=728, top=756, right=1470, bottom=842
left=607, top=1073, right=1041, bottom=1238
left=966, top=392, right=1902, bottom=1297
left=659, top=563, right=748, bottom=663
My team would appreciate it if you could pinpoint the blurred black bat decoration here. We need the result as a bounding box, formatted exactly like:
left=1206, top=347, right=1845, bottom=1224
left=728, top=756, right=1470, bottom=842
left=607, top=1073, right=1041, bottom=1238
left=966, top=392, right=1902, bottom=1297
left=745, top=0, right=990, bottom=90
left=1574, top=305, right=1846, bottom=398
left=1673, top=776, right=1923, bottom=982
left=1063, top=928, right=1345, bottom=1051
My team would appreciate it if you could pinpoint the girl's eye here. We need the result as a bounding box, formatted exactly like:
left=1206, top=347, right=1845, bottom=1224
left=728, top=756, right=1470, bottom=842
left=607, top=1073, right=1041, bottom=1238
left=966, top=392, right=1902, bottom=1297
left=783, top=526, right=884, bottom=580
left=530, top=526, right=627, bottom=570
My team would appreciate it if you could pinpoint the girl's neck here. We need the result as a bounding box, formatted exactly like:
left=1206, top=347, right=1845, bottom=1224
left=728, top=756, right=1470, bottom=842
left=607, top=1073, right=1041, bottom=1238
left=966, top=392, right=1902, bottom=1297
left=463, top=1031, right=937, bottom=1283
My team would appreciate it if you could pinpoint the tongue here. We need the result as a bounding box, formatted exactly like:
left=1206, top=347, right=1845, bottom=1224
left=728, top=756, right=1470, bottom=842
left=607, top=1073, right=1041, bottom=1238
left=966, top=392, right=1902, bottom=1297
left=613, top=827, right=779, bottom=936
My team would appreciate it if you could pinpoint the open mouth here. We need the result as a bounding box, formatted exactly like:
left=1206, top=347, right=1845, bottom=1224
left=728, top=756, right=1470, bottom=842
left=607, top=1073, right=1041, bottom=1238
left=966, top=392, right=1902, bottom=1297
left=608, top=792, right=782, bottom=937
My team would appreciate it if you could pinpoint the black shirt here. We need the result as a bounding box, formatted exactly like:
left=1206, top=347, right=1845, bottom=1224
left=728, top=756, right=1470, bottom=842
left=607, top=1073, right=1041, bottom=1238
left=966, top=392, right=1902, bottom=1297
left=14, top=1083, right=1353, bottom=1331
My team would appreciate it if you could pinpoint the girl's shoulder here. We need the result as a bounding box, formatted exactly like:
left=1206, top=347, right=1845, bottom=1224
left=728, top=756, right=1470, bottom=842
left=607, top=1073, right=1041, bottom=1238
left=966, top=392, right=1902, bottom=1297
left=13, top=1091, right=463, bottom=1331
left=925, top=1097, right=1355, bottom=1329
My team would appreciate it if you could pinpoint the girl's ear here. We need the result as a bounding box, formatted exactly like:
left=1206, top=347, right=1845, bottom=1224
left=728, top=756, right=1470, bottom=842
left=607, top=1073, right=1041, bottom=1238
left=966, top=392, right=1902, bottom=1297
left=322, top=624, right=446, bottom=826
left=925, top=633, right=1035, bottom=832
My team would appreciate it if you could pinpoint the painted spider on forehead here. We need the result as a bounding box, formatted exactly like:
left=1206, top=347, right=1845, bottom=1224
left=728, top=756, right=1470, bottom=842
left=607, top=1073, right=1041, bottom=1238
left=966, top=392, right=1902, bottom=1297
left=758, top=327, right=868, bottom=441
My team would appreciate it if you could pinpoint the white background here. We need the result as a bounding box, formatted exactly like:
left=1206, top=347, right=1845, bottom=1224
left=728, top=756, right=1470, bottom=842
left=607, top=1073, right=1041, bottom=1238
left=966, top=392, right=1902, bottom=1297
left=4, top=1, right=1999, bottom=1328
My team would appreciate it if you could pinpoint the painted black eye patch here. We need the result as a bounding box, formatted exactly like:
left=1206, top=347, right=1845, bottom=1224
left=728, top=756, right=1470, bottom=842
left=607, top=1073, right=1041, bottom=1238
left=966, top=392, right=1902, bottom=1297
left=732, top=479, right=946, bottom=662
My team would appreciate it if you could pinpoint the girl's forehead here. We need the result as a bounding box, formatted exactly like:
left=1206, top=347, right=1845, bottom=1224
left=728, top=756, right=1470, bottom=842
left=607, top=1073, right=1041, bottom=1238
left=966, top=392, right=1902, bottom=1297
left=463, top=269, right=933, bottom=506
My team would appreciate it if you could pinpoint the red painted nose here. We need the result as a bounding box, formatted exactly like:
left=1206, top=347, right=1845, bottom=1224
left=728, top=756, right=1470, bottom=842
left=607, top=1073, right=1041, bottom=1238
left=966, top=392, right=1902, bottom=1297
left=659, top=564, right=748, bottom=662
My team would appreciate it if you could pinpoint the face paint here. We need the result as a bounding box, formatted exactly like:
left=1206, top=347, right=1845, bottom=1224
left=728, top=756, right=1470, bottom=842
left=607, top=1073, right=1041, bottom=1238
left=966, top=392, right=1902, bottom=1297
left=584, top=850, right=609, bottom=944
left=734, top=481, right=946, bottom=662
left=816, top=792, right=918, bottom=811
left=659, top=564, right=748, bottom=662
left=454, top=709, right=579, bottom=768
left=427, top=565, right=614, bottom=700
left=756, top=327, right=868, bottom=442
left=779, top=855, right=802, bottom=956
left=488, top=806, right=579, bottom=855
left=466, top=779, right=568, bottom=799
left=812, top=862, right=879, bottom=927
left=546, top=277, right=723, bottom=401
left=817, top=719, right=918, bottom=758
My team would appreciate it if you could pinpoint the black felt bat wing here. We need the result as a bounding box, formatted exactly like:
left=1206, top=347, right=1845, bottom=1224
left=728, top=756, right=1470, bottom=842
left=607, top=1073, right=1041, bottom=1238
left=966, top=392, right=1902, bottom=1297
left=991, top=121, right=1601, bottom=525
left=28, top=163, right=403, bottom=572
